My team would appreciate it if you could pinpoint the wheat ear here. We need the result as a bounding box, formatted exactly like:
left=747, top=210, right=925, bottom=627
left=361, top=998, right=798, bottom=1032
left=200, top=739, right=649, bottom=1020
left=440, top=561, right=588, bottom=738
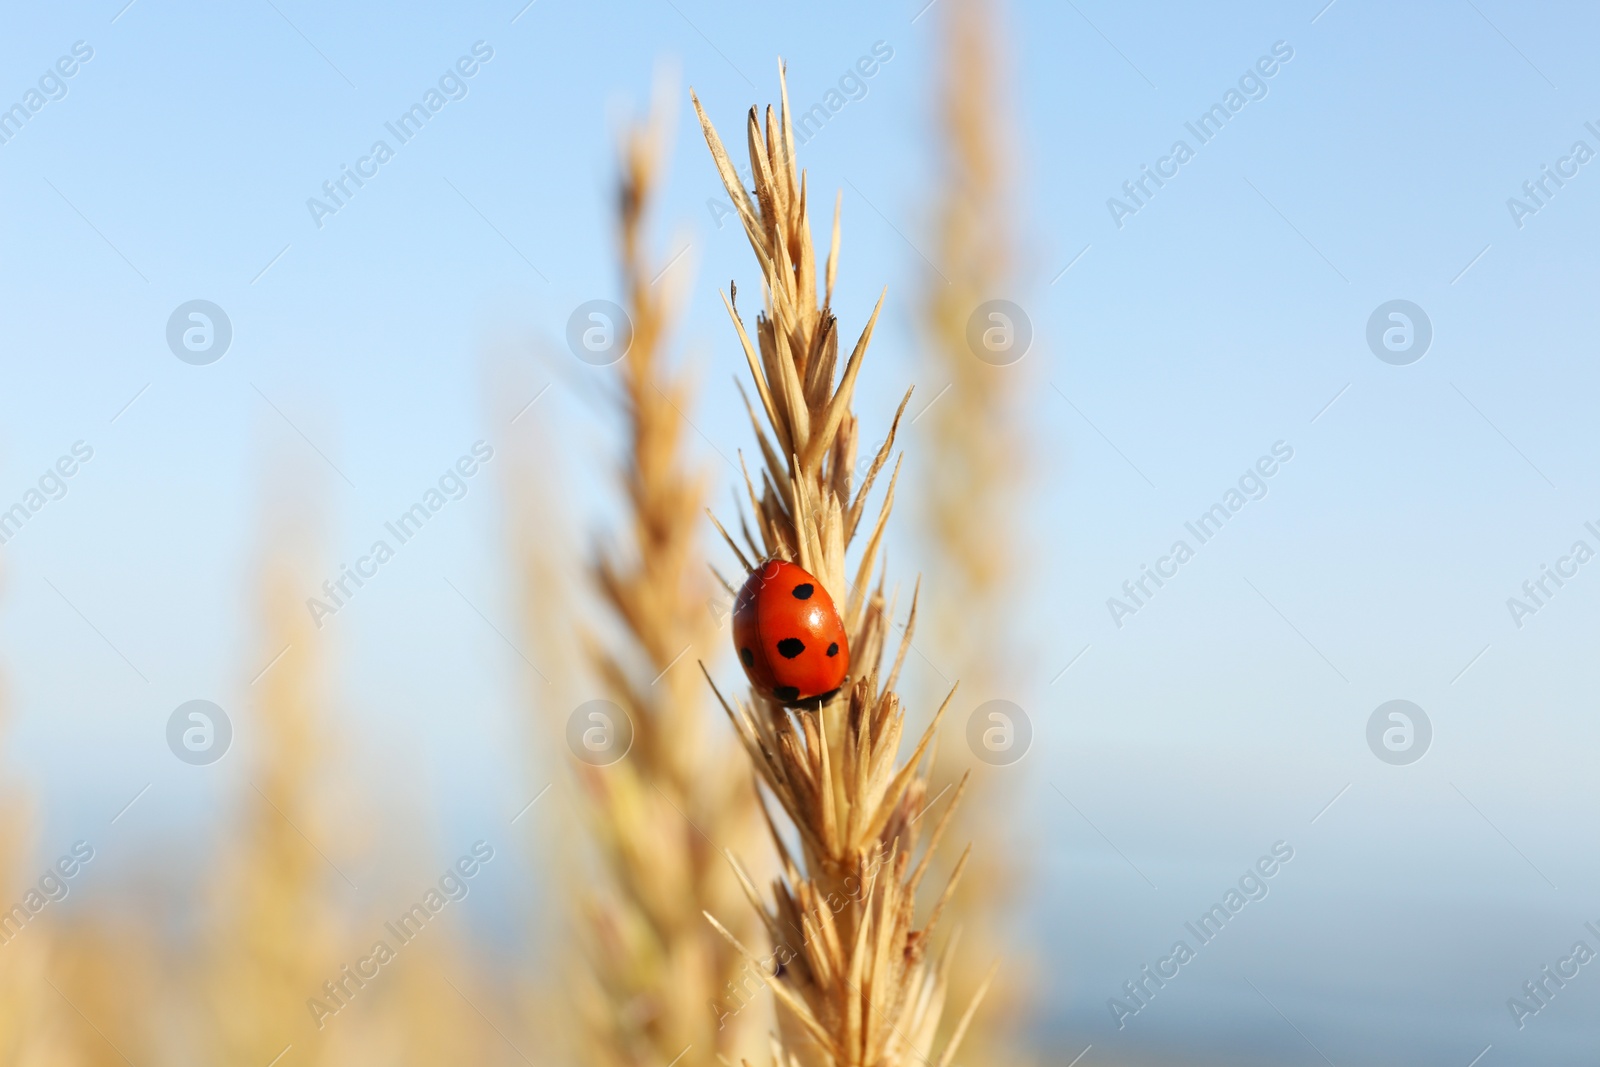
left=0, top=576, right=80, bottom=1063
left=208, top=555, right=346, bottom=1065
left=693, top=64, right=993, bottom=1067
left=570, top=94, right=768, bottom=1067
left=920, top=0, right=1034, bottom=1060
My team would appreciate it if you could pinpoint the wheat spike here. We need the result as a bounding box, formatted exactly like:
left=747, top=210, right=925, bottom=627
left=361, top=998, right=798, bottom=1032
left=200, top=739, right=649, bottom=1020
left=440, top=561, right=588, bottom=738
left=48, top=912, right=161, bottom=1067
left=199, top=518, right=492, bottom=1064
left=205, top=549, right=352, bottom=1067
left=556, top=86, right=769, bottom=1067
left=918, top=0, right=1036, bottom=1060
left=693, top=64, right=992, bottom=1067
left=0, top=564, right=83, bottom=1064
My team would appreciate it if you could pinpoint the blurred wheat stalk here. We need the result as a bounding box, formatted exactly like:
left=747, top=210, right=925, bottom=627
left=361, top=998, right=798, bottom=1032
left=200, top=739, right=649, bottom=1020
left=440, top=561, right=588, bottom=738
left=921, top=0, right=1034, bottom=1059
left=0, top=646, right=75, bottom=1065
left=204, top=555, right=351, bottom=1066
left=0, top=571, right=158, bottom=1065
left=692, top=67, right=994, bottom=1067
left=544, top=90, right=768, bottom=1067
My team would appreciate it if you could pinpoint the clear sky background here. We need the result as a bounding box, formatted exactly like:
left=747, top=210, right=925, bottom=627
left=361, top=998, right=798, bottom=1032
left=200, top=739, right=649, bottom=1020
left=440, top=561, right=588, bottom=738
left=4, top=0, right=1600, bottom=1063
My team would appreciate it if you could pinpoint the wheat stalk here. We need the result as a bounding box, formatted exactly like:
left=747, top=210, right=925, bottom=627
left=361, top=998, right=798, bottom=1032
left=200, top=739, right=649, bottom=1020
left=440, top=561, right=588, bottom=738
left=0, top=615, right=79, bottom=1065
left=49, top=913, right=160, bottom=1067
left=692, top=65, right=994, bottom=1067
left=0, top=927, right=75, bottom=1066
left=920, top=0, right=1034, bottom=1059
left=923, top=0, right=1024, bottom=609
left=206, top=555, right=349, bottom=1066
left=498, top=396, right=596, bottom=1064
left=564, top=92, right=768, bottom=1067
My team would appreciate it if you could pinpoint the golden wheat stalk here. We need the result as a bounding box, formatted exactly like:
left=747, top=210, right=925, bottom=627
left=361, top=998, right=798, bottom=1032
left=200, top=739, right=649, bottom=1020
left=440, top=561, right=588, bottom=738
left=0, top=640, right=78, bottom=1064
left=923, top=0, right=1023, bottom=610
left=920, top=0, right=1033, bottom=1059
left=49, top=912, right=160, bottom=1067
left=565, top=93, right=768, bottom=1067
left=498, top=397, right=595, bottom=1064
left=0, top=929, right=75, bottom=1066
left=206, top=556, right=348, bottom=1066
left=692, top=65, right=995, bottom=1067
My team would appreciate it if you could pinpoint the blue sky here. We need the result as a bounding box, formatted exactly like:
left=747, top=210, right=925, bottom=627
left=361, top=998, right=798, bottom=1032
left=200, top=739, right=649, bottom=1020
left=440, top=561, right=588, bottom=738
left=3, top=0, right=1600, bottom=1062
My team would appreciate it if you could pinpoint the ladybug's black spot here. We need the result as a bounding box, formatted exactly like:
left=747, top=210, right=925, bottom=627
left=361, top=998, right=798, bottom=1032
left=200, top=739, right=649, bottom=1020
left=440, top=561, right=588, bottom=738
left=791, top=583, right=814, bottom=600
left=777, top=638, right=806, bottom=659
left=739, top=647, right=755, bottom=668
left=827, top=642, right=839, bottom=657
left=774, top=685, right=800, bottom=702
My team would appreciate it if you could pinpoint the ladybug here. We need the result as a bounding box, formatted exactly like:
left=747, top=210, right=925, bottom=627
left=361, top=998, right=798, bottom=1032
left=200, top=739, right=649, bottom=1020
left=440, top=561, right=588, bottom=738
left=732, top=559, right=849, bottom=705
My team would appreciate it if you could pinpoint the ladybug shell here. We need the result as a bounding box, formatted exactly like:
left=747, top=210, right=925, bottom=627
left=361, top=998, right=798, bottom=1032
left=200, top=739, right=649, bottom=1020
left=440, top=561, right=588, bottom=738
left=732, top=559, right=849, bottom=704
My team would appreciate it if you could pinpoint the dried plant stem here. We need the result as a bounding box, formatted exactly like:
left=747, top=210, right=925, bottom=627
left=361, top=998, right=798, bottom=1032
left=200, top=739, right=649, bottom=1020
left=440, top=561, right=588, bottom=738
left=693, top=64, right=992, bottom=1067
left=208, top=557, right=347, bottom=1066
left=0, top=619, right=78, bottom=1064
left=921, top=0, right=1034, bottom=1060
left=568, top=95, right=766, bottom=1067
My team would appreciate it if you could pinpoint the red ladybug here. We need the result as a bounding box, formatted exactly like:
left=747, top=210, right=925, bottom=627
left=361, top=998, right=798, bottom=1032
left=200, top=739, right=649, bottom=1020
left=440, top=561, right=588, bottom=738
left=732, top=559, right=849, bottom=705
